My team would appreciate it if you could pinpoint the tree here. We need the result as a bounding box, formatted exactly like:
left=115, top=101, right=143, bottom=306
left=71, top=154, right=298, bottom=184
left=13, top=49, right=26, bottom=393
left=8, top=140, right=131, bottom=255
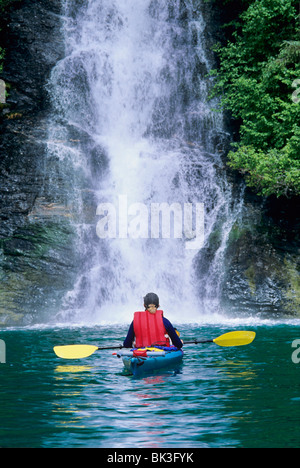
left=211, top=0, right=300, bottom=197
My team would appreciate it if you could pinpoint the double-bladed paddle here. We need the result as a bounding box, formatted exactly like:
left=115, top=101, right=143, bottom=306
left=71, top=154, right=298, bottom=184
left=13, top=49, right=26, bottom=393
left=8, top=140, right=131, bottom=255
left=184, top=330, right=256, bottom=347
left=53, top=330, right=256, bottom=359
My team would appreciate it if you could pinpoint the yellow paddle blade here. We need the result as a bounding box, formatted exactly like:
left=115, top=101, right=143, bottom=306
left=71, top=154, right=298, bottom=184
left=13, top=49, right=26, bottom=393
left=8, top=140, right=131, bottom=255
left=213, top=331, right=256, bottom=347
left=53, top=345, right=98, bottom=359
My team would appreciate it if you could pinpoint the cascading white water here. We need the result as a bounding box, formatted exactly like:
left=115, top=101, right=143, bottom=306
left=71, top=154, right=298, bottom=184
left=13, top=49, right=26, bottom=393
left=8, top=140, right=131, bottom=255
left=47, top=0, right=244, bottom=324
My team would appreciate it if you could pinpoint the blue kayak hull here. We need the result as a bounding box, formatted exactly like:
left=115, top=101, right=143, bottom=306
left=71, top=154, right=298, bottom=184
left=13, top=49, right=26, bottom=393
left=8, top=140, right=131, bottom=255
left=122, top=349, right=184, bottom=376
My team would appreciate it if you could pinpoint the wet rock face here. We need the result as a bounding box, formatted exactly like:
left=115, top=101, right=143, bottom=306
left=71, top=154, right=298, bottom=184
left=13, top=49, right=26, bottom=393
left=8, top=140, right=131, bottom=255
left=0, top=117, right=46, bottom=238
left=1, top=0, right=63, bottom=113
left=222, top=193, right=300, bottom=317
left=0, top=0, right=78, bottom=325
left=0, top=0, right=64, bottom=237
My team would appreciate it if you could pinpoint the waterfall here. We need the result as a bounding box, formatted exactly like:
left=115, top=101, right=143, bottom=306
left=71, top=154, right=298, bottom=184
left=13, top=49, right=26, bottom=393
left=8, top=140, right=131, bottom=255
left=46, top=0, right=243, bottom=324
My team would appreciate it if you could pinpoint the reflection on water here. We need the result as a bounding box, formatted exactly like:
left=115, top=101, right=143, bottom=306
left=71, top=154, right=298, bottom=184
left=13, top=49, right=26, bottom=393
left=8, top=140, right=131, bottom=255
left=215, top=360, right=258, bottom=381
left=55, top=365, right=94, bottom=374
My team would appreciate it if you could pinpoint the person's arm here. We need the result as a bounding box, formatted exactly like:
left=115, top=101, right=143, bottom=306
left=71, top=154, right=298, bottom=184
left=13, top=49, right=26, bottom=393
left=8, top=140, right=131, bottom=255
left=123, top=321, right=135, bottom=348
left=163, top=317, right=183, bottom=349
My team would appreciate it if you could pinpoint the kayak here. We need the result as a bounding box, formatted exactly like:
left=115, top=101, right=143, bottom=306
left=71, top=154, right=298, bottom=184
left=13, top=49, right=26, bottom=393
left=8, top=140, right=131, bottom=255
left=114, top=346, right=184, bottom=377
left=118, top=347, right=183, bottom=376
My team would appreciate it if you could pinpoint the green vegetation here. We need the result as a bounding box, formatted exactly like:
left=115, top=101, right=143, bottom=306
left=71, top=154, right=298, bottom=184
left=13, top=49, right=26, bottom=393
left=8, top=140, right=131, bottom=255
left=211, top=0, right=300, bottom=197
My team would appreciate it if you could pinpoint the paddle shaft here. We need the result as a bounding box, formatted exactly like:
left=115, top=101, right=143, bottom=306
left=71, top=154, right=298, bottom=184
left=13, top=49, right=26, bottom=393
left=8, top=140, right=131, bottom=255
left=100, top=341, right=214, bottom=348
left=97, top=345, right=124, bottom=351
left=98, top=341, right=213, bottom=349
left=184, top=339, right=213, bottom=345
left=98, top=341, right=213, bottom=348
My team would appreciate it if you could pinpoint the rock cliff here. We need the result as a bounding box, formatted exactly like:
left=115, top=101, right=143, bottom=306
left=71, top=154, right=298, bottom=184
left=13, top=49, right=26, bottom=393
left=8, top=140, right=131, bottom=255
left=0, top=0, right=78, bottom=325
left=0, top=0, right=299, bottom=325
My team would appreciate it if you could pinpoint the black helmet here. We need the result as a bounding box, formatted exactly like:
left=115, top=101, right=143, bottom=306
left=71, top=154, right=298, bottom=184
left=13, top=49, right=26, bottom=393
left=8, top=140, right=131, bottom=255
left=143, top=292, right=159, bottom=308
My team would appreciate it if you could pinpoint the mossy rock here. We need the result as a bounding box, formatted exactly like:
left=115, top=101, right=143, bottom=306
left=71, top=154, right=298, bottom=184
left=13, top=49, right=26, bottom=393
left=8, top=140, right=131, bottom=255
left=0, top=218, right=79, bottom=325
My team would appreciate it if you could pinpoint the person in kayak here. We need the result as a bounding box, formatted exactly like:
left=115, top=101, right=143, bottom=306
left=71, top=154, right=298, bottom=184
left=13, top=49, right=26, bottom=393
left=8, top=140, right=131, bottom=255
left=123, top=292, right=183, bottom=349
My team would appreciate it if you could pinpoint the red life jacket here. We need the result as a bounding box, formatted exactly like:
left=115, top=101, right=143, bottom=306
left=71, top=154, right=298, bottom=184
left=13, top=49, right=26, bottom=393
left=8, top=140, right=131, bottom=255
left=133, top=310, right=170, bottom=348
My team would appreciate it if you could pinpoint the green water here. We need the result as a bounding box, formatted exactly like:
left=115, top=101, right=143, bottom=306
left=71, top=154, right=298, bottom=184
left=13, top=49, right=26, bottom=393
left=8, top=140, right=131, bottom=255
left=0, top=322, right=299, bottom=448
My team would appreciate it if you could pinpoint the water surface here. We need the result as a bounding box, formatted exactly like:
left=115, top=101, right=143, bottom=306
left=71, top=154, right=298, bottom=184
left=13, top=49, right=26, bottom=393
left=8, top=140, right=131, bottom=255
left=1, top=322, right=299, bottom=448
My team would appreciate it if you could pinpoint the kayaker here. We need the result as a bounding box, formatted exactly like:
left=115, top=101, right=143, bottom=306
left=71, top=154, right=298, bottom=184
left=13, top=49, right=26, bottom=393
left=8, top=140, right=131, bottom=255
left=123, top=292, right=183, bottom=349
